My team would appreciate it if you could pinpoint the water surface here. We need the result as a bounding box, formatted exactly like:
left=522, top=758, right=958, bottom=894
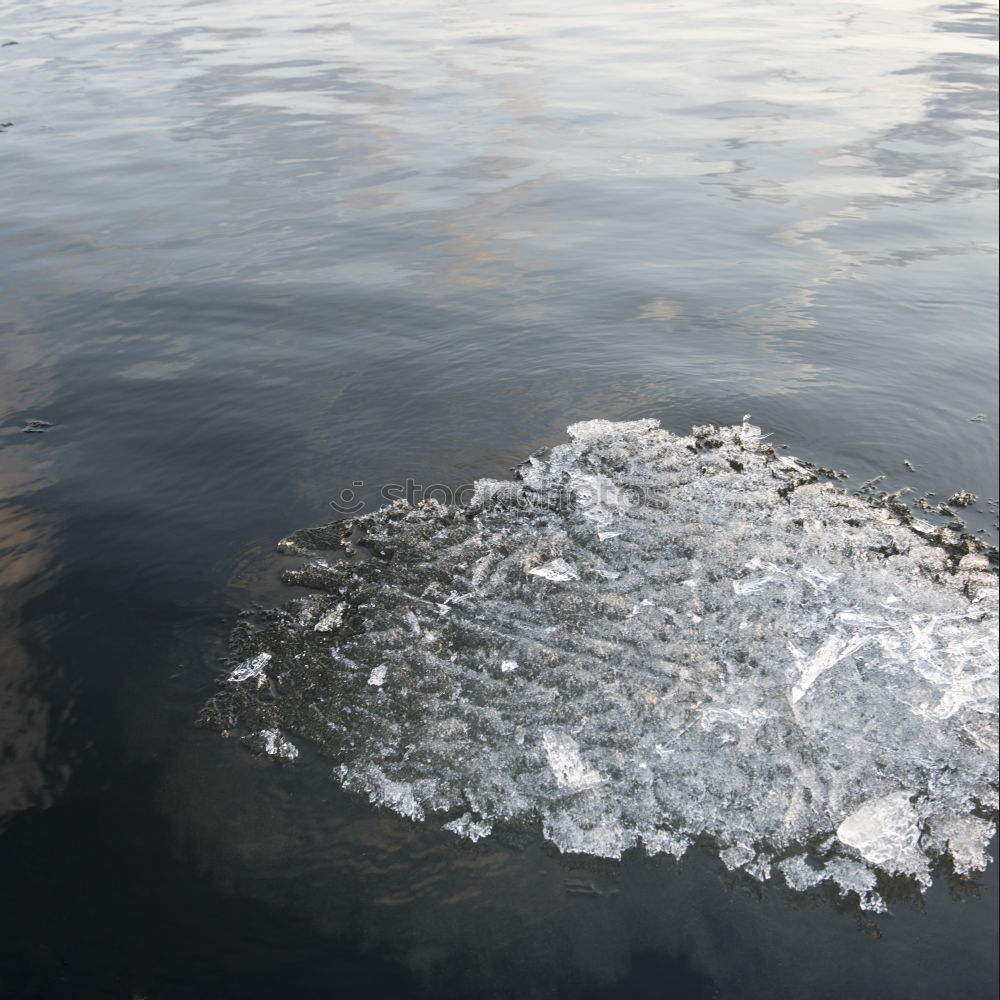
left=0, top=1, right=996, bottom=997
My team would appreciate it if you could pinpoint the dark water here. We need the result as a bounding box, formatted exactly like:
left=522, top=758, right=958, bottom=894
left=1, top=1, right=997, bottom=997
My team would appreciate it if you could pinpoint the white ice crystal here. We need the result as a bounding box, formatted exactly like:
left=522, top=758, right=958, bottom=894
left=836, top=791, right=928, bottom=883
left=926, top=814, right=996, bottom=875
left=778, top=855, right=824, bottom=892
left=314, top=603, right=345, bottom=631
left=443, top=813, right=494, bottom=842
left=527, top=558, right=579, bottom=582
left=541, top=730, right=604, bottom=792
left=205, top=419, right=999, bottom=908
left=227, top=652, right=271, bottom=683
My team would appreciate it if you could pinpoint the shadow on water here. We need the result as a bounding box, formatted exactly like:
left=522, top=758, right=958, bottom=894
left=0, top=774, right=415, bottom=1000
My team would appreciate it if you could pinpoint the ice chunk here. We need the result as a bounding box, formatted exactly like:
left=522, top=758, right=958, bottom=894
left=744, top=853, right=773, bottom=882
left=732, top=576, right=775, bottom=596
left=778, top=855, right=824, bottom=892
left=542, top=793, right=635, bottom=858
left=823, top=857, right=878, bottom=896
left=928, top=814, right=996, bottom=875
left=639, top=828, right=691, bottom=859
left=948, top=491, right=977, bottom=507
left=340, top=764, right=425, bottom=822
left=566, top=417, right=659, bottom=442
left=719, top=842, right=756, bottom=871
left=542, top=730, right=604, bottom=792
left=528, top=558, right=579, bottom=582
left=821, top=857, right=885, bottom=911
left=836, top=791, right=928, bottom=881
left=699, top=705, right=771, bottom=729
left=570, top=472, right=630, bottom=517
left=789, top=634, right=869, bottom=704
left=443, top=812, right=493, bottom=842
left=227, top=652, right=271, bottom=683
left=800, top=566, right=843, bottom=590
left=203, top=418, right=998, bottom=904
left=314, top=603, right=345, bottom=631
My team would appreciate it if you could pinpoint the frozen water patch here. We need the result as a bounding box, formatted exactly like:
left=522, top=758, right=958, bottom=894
left=201, top=419, right=998, bottom=909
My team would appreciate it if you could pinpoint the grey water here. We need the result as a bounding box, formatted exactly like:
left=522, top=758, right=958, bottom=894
left=0, top=1, right=997, bottom=998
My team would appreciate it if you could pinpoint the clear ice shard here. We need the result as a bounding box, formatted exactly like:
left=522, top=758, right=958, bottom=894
left=200, top=419, right=999, bottom=909
left=836, top=791, right=927, bottom=881
left=442, top=812, right=493, bottom=842
left=226, top=652, right=271, bottom=683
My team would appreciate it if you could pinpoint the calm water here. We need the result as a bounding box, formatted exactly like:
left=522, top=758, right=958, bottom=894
left=0, top=1, right=997, bottom=997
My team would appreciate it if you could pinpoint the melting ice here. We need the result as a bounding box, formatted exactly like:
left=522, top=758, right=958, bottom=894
left=201, top=419, right=998, bottom=910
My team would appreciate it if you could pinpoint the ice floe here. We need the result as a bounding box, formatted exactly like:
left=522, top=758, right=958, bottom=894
left=201, top=419, right=998, bottom=909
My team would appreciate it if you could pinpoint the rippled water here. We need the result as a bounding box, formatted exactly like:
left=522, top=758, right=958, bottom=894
left=0, top=1, right=997, bottom=997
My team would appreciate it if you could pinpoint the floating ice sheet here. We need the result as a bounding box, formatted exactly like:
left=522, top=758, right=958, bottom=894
left=201, top=419, right=998, bottom=909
